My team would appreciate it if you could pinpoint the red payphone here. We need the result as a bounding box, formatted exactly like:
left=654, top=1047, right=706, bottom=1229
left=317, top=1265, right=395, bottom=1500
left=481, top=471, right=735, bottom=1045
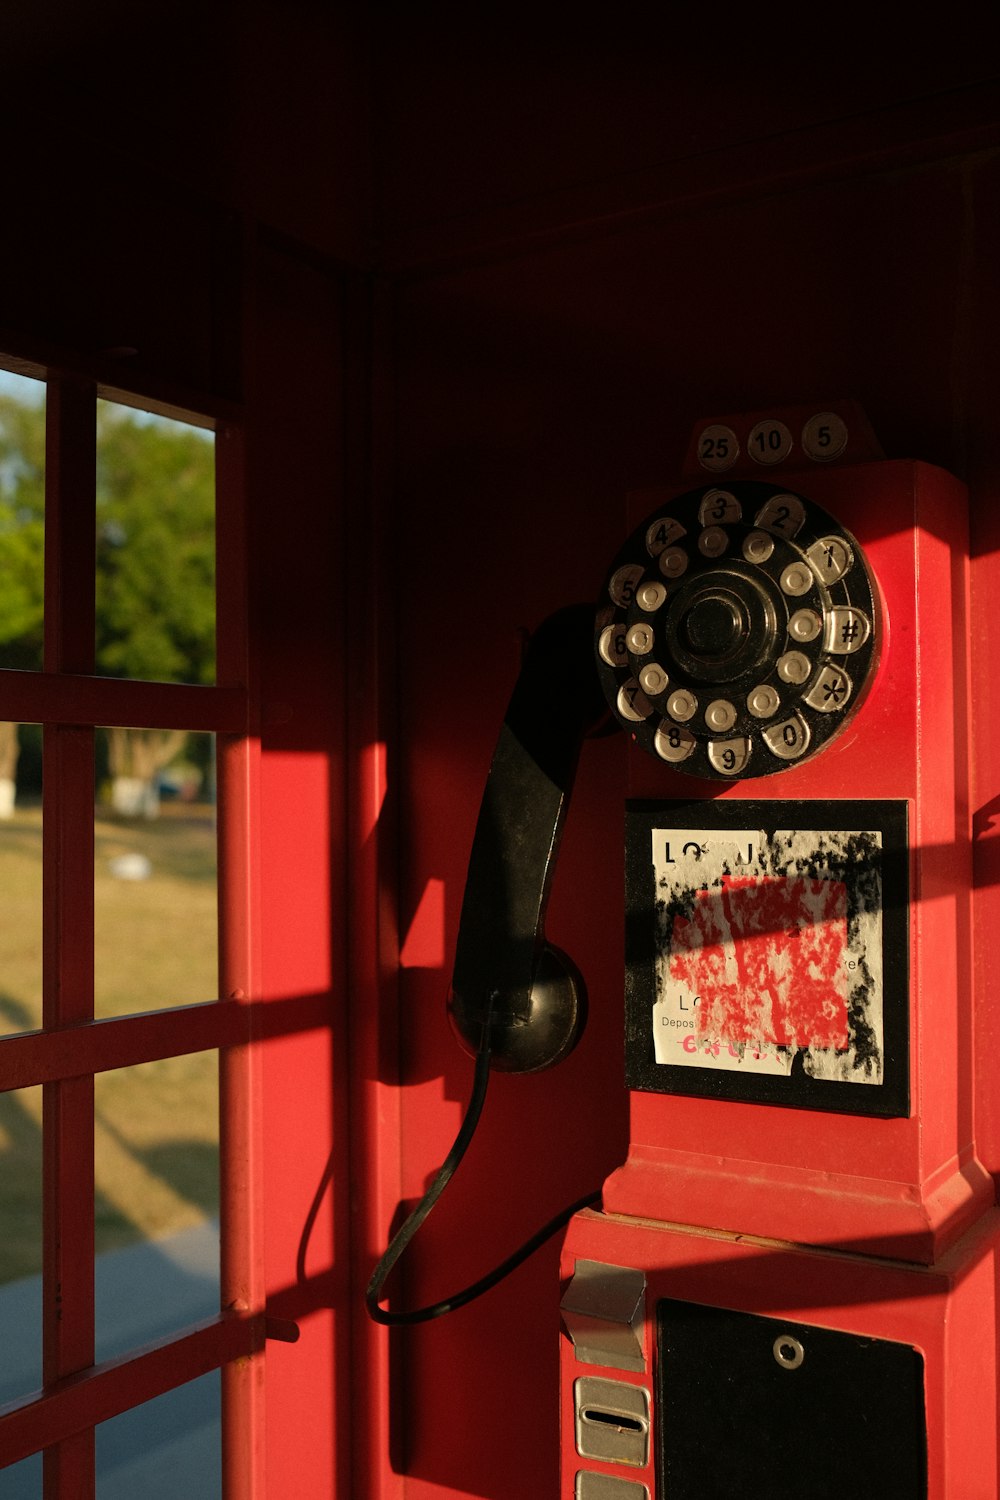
left=371, top=402, right=1000, bottom=1498
left=557, top=404, right=999, bottom=1500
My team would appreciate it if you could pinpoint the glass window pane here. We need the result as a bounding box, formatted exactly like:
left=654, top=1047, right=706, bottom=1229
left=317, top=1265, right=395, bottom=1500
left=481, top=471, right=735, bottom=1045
left=96, top=1373, right=220, bottom=1499
left=95, top=400, right=215, bottom=686
left=94, top=1054, right=219, bottom=1361
left=0, top=370, right=45, bottom=677
left=1, top=1453, right=41, bottom=1498
left=0, top=727, right=42, bottom=1038
left=94, top=731, right=217, bottom=1017
left=0, top=1085, right=43, bottom=1404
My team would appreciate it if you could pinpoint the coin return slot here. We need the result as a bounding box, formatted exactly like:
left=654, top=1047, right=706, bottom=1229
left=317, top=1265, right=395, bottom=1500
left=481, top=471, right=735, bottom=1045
left=582, top=1409, right=645, bottom=1432
left=575, top=1377, right=650, bottom=1467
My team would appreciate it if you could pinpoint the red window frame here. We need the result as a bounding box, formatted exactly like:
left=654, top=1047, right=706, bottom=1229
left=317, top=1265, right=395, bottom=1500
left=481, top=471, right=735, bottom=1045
left=0, top=373, right=262, bottom=1497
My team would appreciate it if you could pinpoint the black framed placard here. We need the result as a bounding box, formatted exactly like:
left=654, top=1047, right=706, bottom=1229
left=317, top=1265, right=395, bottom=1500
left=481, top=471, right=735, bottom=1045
left=624, top=799, right=909, bottom=1116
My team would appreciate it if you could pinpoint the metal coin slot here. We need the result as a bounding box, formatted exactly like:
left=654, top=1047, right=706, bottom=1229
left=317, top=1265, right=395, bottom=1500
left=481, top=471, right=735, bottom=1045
left=773, top=1334, right=805, bottom=1370
left=575, top=1378, right=650, bottom=1467
left=581, top=1409, right=645, bottom=1433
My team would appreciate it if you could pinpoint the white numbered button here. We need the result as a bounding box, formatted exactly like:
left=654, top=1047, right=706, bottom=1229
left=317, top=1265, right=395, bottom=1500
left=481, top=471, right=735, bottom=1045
left=801, top=411, right=848, bottom=462
left=659, top=547, right=688, bottom=579
left=747, top=684, right=780, bottom=718
left=748, top=420, right=793, bottom=466
left=708, top=738, right=751, bottom=776
left=825, top=606, right=871, bottom=654
left=639, top=662, right=669, bottom=696
left=788, top=608, right=822, bottom=644
left=743, top=530, right=774, bottom=564
left=763, top=714, right=811, bottom=761
left=698, top=490, right=742, bottom=526
left=755, top=494, right=806, bottom=537
left=609, top=564, right=645, bottom=607
left=780, top=561, right=814, bottom=597
left=804, top=665, right=853, bottom=713
left=806, top=535, right=854, bottom=583
left=667, top=689, right=698, bottom=722
left=645, top=516, right=686, bottom=555
left=627, top=623, right=654, bottom=654
left=698, top=526, right=728, bottom=558
left=636, top=580, right=668, bottom=611
left=654, top=722, right=696, bottom=762
left=705, top=698, right=737, bottom=732
left=777, top=650, right=812, bottom=685
left=617, top=680, right=654, bottom=722
left=598, top=623, right=628, bottom=667
left=697, top=424, right=739, bottom=472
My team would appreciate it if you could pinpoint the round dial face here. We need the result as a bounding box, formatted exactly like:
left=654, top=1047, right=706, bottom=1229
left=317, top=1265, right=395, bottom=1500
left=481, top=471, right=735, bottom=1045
left=594, top=481, right=879, bottom=780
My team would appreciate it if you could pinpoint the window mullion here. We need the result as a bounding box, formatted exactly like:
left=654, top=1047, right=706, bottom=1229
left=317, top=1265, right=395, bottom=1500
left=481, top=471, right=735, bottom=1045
left=42, top=378, right=97, bottom=1500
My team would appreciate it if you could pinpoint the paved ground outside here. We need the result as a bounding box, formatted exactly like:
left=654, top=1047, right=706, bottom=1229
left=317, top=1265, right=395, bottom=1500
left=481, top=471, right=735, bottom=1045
left=0, top=1220, right=220, bottom=1497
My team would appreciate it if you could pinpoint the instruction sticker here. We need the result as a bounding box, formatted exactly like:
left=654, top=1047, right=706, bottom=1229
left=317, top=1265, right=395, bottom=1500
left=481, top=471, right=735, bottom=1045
left=625, top=802, right=908, bottom=1115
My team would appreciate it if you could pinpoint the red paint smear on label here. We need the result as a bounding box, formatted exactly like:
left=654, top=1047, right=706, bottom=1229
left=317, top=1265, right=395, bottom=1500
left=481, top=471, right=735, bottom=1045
left=671, top=875, right=849, bottom=1049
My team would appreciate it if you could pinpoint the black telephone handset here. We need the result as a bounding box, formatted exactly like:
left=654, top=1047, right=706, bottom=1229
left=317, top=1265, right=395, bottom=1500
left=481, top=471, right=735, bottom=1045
left=447, top=603, right=608, bottom=1073
left=450, top=479, right=878, bottom=1072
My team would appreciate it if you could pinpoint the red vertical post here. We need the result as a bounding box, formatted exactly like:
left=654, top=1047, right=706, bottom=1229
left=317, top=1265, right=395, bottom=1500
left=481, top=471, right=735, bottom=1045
left=42, top=378, right=97, bottom=1500
left=215, top=417, right=267, bottom=1498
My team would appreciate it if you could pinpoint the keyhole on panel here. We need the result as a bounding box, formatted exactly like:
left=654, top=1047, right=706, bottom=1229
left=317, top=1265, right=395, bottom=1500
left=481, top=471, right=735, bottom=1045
left=773, top=1335, right=805, bottom=1370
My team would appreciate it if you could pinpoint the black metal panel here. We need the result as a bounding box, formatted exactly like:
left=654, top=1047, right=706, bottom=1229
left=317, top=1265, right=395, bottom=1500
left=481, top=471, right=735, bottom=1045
left=657, top=1300, right=927, bottom=1498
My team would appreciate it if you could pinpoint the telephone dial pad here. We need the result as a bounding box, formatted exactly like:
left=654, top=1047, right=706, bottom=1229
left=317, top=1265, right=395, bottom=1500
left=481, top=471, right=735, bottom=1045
left=595, top=480, right=879, bottom=779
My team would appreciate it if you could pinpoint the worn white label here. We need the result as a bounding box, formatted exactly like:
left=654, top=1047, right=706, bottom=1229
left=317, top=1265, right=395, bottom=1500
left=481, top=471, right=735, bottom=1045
left=651, top=827, right=884, bottom=1085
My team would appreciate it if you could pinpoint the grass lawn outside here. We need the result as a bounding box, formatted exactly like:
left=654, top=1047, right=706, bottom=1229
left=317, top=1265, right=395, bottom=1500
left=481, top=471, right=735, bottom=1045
left=0, top=802, right=220, bottom=1283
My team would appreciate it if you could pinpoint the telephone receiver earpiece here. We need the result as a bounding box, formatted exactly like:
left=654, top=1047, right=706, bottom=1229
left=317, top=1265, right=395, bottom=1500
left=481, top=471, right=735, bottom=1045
left=447, top=603, right=610, bottom=1073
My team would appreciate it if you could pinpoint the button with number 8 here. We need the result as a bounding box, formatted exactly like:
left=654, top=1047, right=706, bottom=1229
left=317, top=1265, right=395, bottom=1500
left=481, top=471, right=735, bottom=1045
left=654, top=722, right=696, bottom=762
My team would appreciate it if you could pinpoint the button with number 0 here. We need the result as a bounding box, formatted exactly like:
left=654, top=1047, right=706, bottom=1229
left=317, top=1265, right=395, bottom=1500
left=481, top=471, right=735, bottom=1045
left=763, top=714, right=811, bottom=760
